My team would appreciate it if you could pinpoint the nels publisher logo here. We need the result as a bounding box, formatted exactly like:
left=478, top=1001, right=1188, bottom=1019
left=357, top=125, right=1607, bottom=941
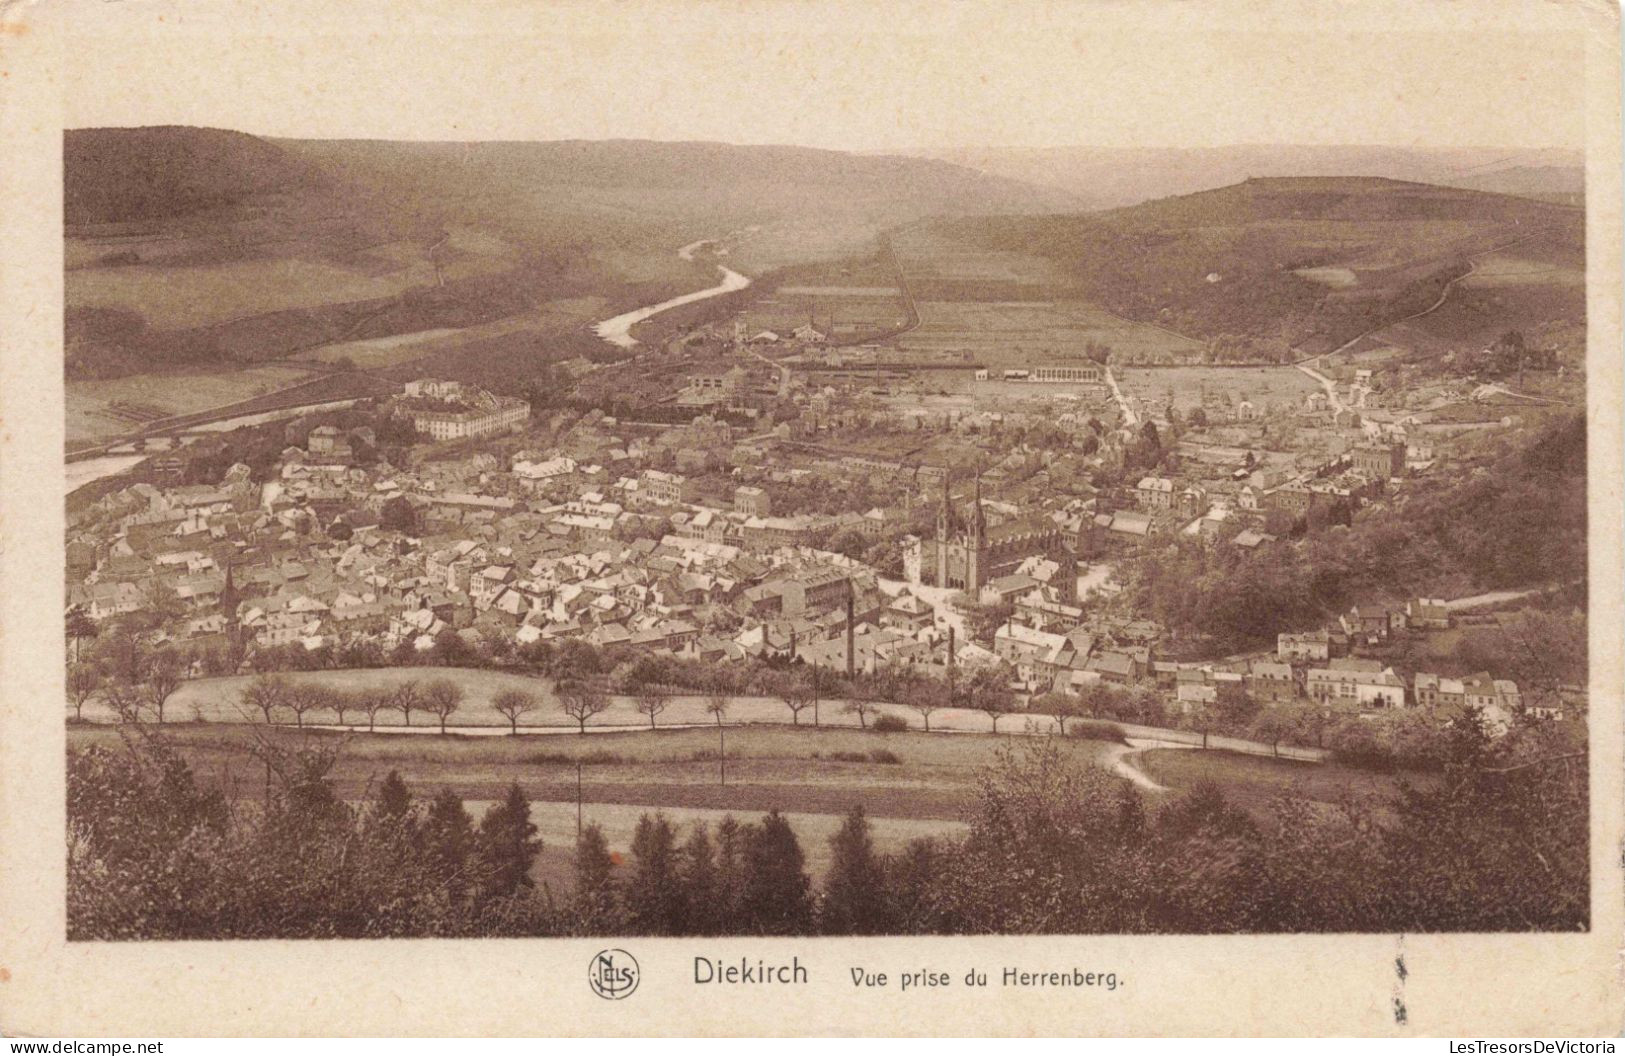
left=588, top=949, right=640, bottom=1000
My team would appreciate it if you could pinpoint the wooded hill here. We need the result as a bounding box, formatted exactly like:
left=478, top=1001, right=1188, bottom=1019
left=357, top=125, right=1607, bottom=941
left=65, top=127, right=1073, bottom=380
left=927, top=177, right=1583, bottom=356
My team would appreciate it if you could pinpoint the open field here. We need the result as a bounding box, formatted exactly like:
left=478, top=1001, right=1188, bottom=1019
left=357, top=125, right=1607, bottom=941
left=1115, top=364, right=1318, bottom=413
left=891, top=226, right=1069, bottom=290
left=66, top=723, right=1122, bottom=883
left=887, top=224, right=1204, bottom=364
left=66, top=722, right=1094, bottom=805
left=67, top=256, right=427, bottom=332
left=899, top=299, right=1201, bottom=364
left=1293, top=266, right=1359, bottom=288
left=877, top=379, right=1121, bottom=412
left=743, top=290, right=909, bottom=340
left=290, top=327, right=463, bottom=367
left=344, top=294, right=611, bottom=371
left=1137, top=748, right=1416, bottom=818
left=1462, top=252, right=1586, bottom=289
left=69, top=370, right=398, bottom=453
left=1366, top=281, right=1585, bottom=358
left=727, top=217, right=914, bottom=274
left=65, top=364, right=326, bottom=444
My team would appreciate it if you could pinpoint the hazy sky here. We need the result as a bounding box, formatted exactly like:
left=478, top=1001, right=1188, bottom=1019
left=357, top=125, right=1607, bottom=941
left=58, top=0, right=1589, bottom=152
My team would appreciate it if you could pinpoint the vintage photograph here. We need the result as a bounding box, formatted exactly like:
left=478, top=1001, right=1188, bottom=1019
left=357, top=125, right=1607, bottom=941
left=55, top=1, right=1595, bottom=948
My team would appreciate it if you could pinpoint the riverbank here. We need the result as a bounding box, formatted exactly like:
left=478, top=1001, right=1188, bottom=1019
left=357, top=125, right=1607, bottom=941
left=593, top=260, right=751, bottom=348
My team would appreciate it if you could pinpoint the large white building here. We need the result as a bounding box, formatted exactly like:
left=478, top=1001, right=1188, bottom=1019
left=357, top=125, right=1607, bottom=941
left=1305, top=658, right=1406, bottom=709
left=403, top=381, right=530, bottom=441
left=1027, top=364, right=1104, bottom=384
left=641, top=469, right=689, bottom=506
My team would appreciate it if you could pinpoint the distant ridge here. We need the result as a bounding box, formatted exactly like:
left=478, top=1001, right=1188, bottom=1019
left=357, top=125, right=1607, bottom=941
left=65, top=126, right=332, bottom=225
left=926, top=174, right=1582, bottom=356
left=66, top=125, right=1082, bottom=228
left=901, top=144, right=1585, bottom=211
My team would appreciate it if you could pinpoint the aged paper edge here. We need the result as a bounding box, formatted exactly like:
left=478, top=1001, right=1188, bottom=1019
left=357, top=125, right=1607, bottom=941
left=0, top=0, right=1620, bottom=1038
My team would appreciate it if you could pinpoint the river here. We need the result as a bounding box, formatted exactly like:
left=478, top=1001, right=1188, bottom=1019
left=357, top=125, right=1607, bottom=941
left=65, top=398, right=368, bottom=497
left=67, top=240, right=750, bottom=496
left=593, top=240, right=751, bottom=349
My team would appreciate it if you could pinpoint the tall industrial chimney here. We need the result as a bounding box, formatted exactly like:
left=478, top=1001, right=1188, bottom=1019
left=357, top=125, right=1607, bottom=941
left=845, top=578, right=855, bottom=679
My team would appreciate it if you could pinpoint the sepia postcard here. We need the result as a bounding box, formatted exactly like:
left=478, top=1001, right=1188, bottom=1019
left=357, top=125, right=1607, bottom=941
left=0, top=0, right=1621, bottom=1038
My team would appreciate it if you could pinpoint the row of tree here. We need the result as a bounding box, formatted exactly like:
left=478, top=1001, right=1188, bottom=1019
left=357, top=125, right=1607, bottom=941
left=77, top=609, right=1580, bottom=774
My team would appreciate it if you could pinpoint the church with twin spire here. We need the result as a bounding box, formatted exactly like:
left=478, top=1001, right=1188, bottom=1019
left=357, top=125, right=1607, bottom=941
left=908, top=470, right=1076, bottom=598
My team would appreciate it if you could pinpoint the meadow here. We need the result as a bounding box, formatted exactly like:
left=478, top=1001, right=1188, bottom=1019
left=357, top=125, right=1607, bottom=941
left=65, top=363, right=325, bottom=443
left=65, top=722, right=1125, bottom=883
left=899, top=300, right=1200, bottom=364
left=1136, top=747, right=1413, bottom=819
left=66, top=255, right=426, bottom=332
left=1115, top=364, right=1318, bottom=413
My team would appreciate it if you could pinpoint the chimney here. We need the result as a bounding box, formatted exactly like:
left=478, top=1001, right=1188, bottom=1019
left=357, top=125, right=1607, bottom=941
left=845, top=578, right=856, bottom=679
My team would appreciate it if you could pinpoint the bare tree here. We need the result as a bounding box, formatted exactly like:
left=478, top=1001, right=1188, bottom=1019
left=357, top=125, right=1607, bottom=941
left=361, top=689, right=388, bottom=732
left=843, top=674, right=883, bottom=729
left=393, top=680, right=423, bottom=727
left=969, top=666, right=1015, bottom=734
left=1032, top=691, right=1080, bottom=735
left=1053, top=693, right=1083, bottom=736
left=705, top=690, right=730, bottom=727
left=144, top=648, right=184, bottom=724
left=806, top=665, right=836, bottom=727
left=329, top=689, right=355, bottom=727
left=241, top=673, right=289, bottom=725
left=634, top=686, right=671, bottom=730
left=424, top=679, right=464, bottom=734
left=285, top=684, right=324, bottom=728
left=906, top=678, right=949, bottom=733
left=558, top=679, right=610, bottom=734
left=777, top=671, right=817, bottom=726
left=492, top=688, right=538, bottom=734
left=66, top=662, right=101, bottom=721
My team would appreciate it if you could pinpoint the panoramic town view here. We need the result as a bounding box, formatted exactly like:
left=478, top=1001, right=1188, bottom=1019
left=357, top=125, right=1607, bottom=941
left=60, top=30, right=1590, bottom=940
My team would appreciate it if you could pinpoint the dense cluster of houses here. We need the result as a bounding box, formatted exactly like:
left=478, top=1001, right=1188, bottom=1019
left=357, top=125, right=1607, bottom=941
left=65, top=403, right=1024, bottom=680
left=985, top=583, right=1539, bottom=728
left=67, top=353, right=1542, bottom=737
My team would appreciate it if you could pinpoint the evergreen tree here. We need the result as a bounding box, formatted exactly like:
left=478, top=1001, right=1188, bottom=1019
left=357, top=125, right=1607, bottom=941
left=886, top=837, right=946, bottom=934
left=741, top=810, right=813, bottom=935
left=713, top=815, right=749, bottom=934
left=627, top=814, right=683, bottom=934
left=821, top=806, right=892, bottom=934
left=375, top=770, right=413, bottom=824
left=421, top=789, right=475, bottom=898
left=572, top=822, right=622, bottom=933
left=678, top=823, right=722, bottom=935
left=475, top=783, right=541, bottom=899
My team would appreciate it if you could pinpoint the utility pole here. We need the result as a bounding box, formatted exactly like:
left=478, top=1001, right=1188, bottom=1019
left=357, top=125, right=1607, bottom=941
left=718, top=722, right=726, bottom=788
left=576, top=760, right=583, bottom=839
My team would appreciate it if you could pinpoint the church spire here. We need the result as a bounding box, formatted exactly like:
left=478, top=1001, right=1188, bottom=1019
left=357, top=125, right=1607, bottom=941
left=972, top=471, right=985, bottom=538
